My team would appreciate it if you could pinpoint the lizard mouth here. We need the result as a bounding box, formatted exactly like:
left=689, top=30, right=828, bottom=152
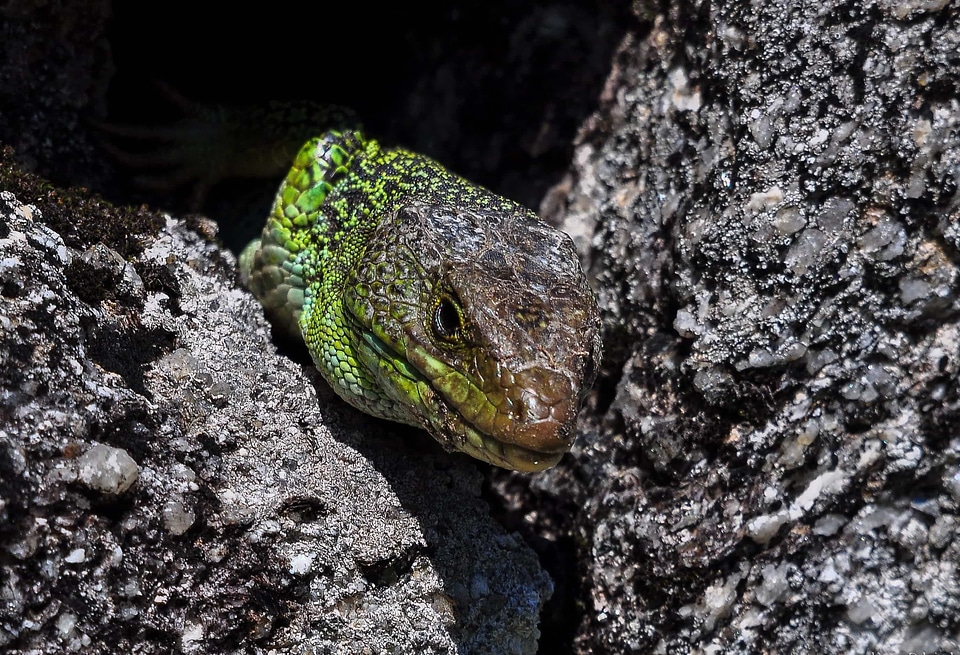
left=355, top=321, right=568, bottom=472
left=450, top=418, right=565, bottom=472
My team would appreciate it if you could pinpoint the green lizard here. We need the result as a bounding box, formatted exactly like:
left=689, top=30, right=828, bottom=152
left=106, top=99, right=602, bottom=471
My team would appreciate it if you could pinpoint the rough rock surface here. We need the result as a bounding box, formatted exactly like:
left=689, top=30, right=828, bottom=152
left=0, top=194, right=550, bottom=654
left=501, top=1, right=960, bottom=653
left=3, top=0, right=960, bottom=654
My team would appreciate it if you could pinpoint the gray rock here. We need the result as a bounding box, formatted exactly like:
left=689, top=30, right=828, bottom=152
left=0, top=193, right=551, bottom=654
left=507, top=1, right=960, bottom=653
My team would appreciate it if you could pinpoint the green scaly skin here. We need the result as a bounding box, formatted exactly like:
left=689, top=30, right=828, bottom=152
left=239, top=121, right=602, bottom=472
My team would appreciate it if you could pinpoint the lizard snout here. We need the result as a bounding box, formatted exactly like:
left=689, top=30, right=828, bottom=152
left=501, top=366, right=579, bottom=453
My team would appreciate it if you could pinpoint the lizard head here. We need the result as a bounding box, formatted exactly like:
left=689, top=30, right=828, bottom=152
left=343, top=201, right=602, bottom=472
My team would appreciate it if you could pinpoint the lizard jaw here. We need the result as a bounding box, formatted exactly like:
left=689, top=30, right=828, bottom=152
left=353, top=320, right=568, bottom=472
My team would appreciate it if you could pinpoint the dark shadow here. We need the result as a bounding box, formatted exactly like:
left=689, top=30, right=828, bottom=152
left=99, top=0, right=631, bottom=253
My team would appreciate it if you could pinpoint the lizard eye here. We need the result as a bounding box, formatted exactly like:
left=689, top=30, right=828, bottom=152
left=432, top=294, right=466, bottom=344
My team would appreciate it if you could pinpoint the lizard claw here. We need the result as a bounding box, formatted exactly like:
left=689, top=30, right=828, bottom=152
left=94, top=83, right=238, bottom=209
left=97, top=81, right=359, bottom=211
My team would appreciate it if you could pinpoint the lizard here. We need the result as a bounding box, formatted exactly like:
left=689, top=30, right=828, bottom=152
left=103, top=97, right=602, bottom=471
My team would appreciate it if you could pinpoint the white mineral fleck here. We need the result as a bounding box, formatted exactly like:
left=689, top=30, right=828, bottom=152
left=673, top=308, right=702, bottom=337
left=860, top=217, right=906, bottom=259
left=701, top=574, right=740, bottom=631
left=813, top=514, right=847, bottom=537
left=289, top=553, right=316, bottom=575
left=747, top=348, right=776, bottom=368
left=785, top=229, right=826, bottom=275
left=77, top=444, right=139, bottom=495
left=928, top=515, right=956, bottom=549
left=746, top=509, right=789, bottom=543
left=943, top=468, right=960, bottom=501
left=669, top=68, right=702, bottom=112
left=158, top=348, right=200, bottom=381
left=745, top=186, right=784, bottom=214
left=900, top=278, right=931, bottom=305
left=56, top=611, right=77, bottom=635
left=846, top=597, right=877, bottom=624
left=795, top=469, right=847, bottom=512
left=912, top=118, right=933, bottom=146
left=64, top=548, right=86, bottom=563
left=756, top=563, right=790, bottom=607
left=878, top=0, right=949, bottom=19
left=749, top=114, right=775, bottom=149
left=162, top=497, right=196, bottom=535
left=181, top=621, right=205, bottom=651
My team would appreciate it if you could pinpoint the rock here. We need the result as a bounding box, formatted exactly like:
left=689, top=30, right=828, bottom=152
left=0, top=192, right=550, bottom=654
left=500, top=2, right=960, bottom=653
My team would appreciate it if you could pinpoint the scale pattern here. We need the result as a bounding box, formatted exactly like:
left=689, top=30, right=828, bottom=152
left=241, top=127, right=601, bottom=471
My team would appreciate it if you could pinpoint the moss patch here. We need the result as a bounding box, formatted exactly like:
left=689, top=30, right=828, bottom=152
left=1, top=145, right=164, bottom=258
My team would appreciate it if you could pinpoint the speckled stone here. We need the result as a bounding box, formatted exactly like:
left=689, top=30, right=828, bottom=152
left=0, top=194, right=551, bottom=655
